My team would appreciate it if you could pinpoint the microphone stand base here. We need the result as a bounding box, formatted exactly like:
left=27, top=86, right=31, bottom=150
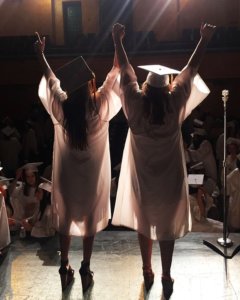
left=217, top=237, right=233, bottom=247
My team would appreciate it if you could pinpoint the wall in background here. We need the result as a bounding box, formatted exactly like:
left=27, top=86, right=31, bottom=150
left=0, top=0, right=239, bottom=44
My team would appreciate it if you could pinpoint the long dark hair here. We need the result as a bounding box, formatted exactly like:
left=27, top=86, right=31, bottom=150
left=38, top=190, right=51, bottom=221
left=22, top=171, right=40, bottom=196
left=142, top=82, right=172, bottom=125
left=62, top=81, right=97, bottom=150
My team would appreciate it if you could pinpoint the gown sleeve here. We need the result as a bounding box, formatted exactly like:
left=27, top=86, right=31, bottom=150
left=119, top=63, right=142, bottom=121
left=96, top=67, right=122, bottom=121
left=38, top=74, right=66, bottom=124
left=172, top=67, right=210, bottom=122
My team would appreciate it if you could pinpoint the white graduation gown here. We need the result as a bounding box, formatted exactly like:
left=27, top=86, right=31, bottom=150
left=38, top=67, right=121, bottom=236
left=112, top=64, right=210, bottom=240
left=0, top=194, right=10, bottom=250
left=11, top=184, right=39, bottom=222
left=30, top=205, right=55, bottom=238
left=227, top=168, right=240, bottom=230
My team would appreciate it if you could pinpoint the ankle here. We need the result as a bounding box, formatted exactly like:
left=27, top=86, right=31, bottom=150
left=61, top=259, right=69, bottom=266
left=162, top=274, right=172, bottom=281
left=81, top=260, right=90, bottom=267
left=143, top=264, right=152, bottom=270
left=80, top=260, right=91, bottom=275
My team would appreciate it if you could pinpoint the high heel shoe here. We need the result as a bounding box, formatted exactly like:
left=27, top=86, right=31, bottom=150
left=143, top=267, right=154, bottom=292
left=161, top=276, right=174, bottom=299
left=79, top=261, right=94, bottom=293
left=59, top=261, right=74, bottom=291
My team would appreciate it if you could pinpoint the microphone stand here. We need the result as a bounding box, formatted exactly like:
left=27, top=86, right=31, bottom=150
left=203, top=90, right=240, bottom=259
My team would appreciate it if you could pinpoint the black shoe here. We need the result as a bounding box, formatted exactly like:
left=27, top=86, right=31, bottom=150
left=59, top=261, right=74, bottom=291
left=79, top=261, right=94, bottom=293
left=161, top=276, right=174, bottom=299
left=143, top=267, right=154, bottom=292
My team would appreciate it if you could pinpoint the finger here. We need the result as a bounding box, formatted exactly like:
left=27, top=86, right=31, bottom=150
left=35, top=32, right=42, bottom=43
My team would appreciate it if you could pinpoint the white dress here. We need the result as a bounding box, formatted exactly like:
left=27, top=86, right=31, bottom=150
left=38, top=67, right=121, bottom=236
left=0, top=194, right=10, bottom=250
left=11, top=184, right=39, bottom=222
left=227, top=168, right=240, bottom=230
left=189, top=140, right=217, bottom=183
left=112, top=64, right=210, bottom=240
left=29, top=205, right=55, bottom=238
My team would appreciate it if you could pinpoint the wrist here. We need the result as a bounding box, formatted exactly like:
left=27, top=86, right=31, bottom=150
left=114, top=39, right=122, bottom=45
left=37, top=50, right=44, bottom=57
left=200, top=36, right=210, bottom=44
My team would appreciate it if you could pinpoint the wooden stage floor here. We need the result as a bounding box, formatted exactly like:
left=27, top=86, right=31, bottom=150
left=0, top=231, right=240, bottom=300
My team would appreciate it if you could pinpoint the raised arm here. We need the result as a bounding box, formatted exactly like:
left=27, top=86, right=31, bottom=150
left=34, top=32, right=54, bottom=81
left=185, top=23, right=216, bottom=77
left=112, top=23, right=129, bottom=68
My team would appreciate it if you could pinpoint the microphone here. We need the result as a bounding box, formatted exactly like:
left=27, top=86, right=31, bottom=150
left=222, top=89, right=229, bottom=103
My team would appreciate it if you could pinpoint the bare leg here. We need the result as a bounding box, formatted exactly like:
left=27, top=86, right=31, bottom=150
left=138, top=233, right=154, bottom=291
left=138, top=233, right=153, bottom=268
left=197, top=188, right=206, bottom=218
left=82, top=235, right=95, bottom=263
left=59, top=234, right=74, bottom=291
left=59, top=234, right=71, bottom=264
left=80, top=235, right=95, bottom=293
left=160, top=240, right=175, bottom=299
left=159, top=240, right=175, bottom=278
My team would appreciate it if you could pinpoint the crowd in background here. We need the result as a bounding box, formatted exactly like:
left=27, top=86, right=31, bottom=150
left=1, top=101, right=240, bottom=253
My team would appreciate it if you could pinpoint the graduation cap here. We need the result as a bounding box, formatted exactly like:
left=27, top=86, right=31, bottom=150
left=227, top=137, right=240, bottom=146
left=189, top=161, right=204, bottom=171
left=39, top=177, right=52, bottom=193
left=1, top=126, right=15, bottom=137
left=20, top=162, right=43, bottom=173
left=193, top=118, right=204, bottom=127
left=188, top=174, right=204, bottom=185
left=56, top=56, right=95, bottom=95
left=0, top=176, right=14, bottom=189
left=138, top=64, right=179, bottom=88
left=193, top=128, right=206, bottom=136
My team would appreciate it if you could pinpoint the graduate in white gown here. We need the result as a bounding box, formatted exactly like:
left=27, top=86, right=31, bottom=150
left=0, top=177, right=11, bottom=255
left=111, top=22, right=215, bottom=298
left=9, top=162, right=41, bottom=227
left=227, top=159, right=240, bottom=231
left=21, top=178, right=55, bottom=238
left=35, top=33, right=121, bottom=292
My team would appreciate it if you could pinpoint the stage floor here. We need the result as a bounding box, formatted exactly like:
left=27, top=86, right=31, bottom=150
left=0, top=231, right=240, bottom=300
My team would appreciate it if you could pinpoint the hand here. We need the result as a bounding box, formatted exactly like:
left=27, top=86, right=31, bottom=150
left=22, top=219, right=32, bottom=231
left=34, top=32, right=45, bottom=55
left=8, top=218, right=16, bottom=226
left=112, top=23, right=125, bottom=43
left=200, top=22, right=216, bottom=41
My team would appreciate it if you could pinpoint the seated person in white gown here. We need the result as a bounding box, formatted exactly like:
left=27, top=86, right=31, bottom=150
left=227, top=159, right=240, bottom=232
left=21, top=178, right=55, bottom=238
left=0, top=176, right=11, bottom=255
left=9, top=162, right=42, bottom=228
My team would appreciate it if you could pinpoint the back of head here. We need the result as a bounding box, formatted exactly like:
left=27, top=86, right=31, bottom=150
left=142, top=81, right=171, bottom=125
left=146, top=72, right=170, bottom=89
left=62, top=81, right=96, bottom=150
left=138, top=64, right=179, bottom=126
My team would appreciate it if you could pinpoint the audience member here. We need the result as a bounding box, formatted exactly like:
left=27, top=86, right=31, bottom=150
left=227, top=159, right=240, bottom=231
left=9, top=162, right=42, bottom=228
left=0, top=126, right=22, bottom=177
left=21, top=178, right=55, bottom=238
